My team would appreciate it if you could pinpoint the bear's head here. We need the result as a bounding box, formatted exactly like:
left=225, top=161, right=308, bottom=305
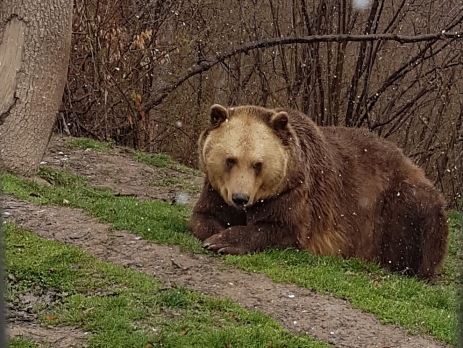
left=199, top=104, right=293, bottom=209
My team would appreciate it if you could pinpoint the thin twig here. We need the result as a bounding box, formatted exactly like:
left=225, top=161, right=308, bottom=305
left=142, top=31, right=463, bottom=112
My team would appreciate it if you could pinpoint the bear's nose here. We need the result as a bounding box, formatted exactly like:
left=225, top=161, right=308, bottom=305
left=232, top=193, right=249, bottom=206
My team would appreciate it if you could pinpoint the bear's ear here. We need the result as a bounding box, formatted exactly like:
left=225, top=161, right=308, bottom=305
left=210, top=104, right=229, bottom=128
left=269, top=111, right=289, bottom=131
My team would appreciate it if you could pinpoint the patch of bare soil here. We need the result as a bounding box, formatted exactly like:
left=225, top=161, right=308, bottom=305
left=6, top=262, right=90, bottom=347
left=40, top=136, right=203, bottom=205
left=2, top=196, right=452, bottom=348
left=7, top=322, right=88, bottom=348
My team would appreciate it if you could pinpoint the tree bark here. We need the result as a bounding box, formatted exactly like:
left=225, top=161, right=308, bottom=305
left=0, top=0, right=72, bottom=175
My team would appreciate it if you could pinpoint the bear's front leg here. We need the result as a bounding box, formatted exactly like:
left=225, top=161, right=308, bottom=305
left=189, top=212, right=226, bottom=241
left=203, top=223, right=297, bottom=255
left=189, top=181, right=247, bottom=241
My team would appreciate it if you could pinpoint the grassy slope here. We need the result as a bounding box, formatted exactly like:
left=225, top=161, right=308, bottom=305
left=5, top=223, right=329, bottom=348
left=1, top=138, right=461, bottom=344
left=9, top=338, right=42, bottom=348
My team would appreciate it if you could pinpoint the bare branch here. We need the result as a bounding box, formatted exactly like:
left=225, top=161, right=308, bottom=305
left=143, top=31, right=463, bottom=112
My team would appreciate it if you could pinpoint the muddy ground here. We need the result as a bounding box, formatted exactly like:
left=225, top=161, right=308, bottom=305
left=2, top=136, right=454, bottom=348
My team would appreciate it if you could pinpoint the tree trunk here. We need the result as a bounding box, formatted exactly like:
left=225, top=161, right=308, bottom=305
left=0, top=0, right=72, bottom=175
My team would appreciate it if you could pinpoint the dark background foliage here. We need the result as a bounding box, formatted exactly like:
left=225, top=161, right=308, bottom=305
left=59, top=0, right=463, bottom=207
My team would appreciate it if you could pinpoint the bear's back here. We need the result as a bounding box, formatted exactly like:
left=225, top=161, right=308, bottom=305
left=319, top=126, right=429, bottom=187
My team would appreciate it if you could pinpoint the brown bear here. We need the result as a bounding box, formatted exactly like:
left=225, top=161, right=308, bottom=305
left=189, top=104, right=449, bottom=280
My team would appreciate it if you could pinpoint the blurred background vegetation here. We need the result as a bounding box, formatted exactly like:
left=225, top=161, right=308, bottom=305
left=58, top=0, right=463, bottom=208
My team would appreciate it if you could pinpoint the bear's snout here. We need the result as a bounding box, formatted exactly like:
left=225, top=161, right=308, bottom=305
left=232, top=193, right=250, bottom=206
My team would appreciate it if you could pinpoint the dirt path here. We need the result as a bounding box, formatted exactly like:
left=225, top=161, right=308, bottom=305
left=2, top=195, right=452, bottom=348
left=8, top=322, right=88, bottom=348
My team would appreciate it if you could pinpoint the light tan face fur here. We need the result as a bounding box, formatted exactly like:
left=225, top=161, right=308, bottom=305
left=201, top=109, right=288, bottom=208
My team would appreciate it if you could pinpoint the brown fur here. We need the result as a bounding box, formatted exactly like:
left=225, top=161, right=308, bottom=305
left=189, top=104, right=449, bottom=280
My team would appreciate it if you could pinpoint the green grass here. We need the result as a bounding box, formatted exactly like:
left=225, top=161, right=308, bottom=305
left=67, top=137, right=114, bottom=152
left=4, top=223, right=329, bottom=348
left=9, top=338, right=41, bottom=348
left=1, top=167, right=461, bottom=344
left=225, top=249, right=459, bottom=342
left=134, top=151, right=174, bottom=168
left=151, top=177, right=200, bottom=192
left=134, top=150, right=201, bottom=175
left=3, top=168, right=202, bottom=253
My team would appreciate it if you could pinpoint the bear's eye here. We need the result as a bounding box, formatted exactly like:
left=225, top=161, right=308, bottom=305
left=253, top=162, right=263, bottom=174
left=226, top=157, right=236, bottom=169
